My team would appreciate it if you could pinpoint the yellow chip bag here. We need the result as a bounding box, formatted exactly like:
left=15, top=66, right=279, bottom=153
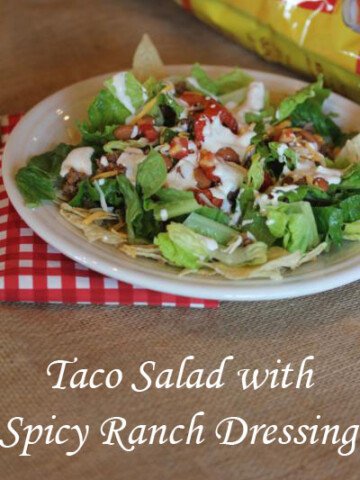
left=175, top=0, right=360, bottom=102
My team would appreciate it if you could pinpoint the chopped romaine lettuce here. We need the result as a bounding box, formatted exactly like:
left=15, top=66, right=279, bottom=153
left=155, top=232, right=201, bottom=269
left=213, top=242, right=268, bottom=266
left=155, top=223, right=213, bottom=269
left=16, top=166, right=56, bottom=207
left=266, top=202, right=319, bottom=253
left=275, top=76, right=324, bottom=122
left=313, top=206, right=343, bottom=246
left=247, top=154, right=264, bottom=190
left=136, top=150, right=167, bottom=199
left=184, top=212, right=238, bottom=245
left=343, top=220, right=360, bottom=241
left=105, top=71, right=147, bottom=114
left=15, top=144, right=74, bottom=207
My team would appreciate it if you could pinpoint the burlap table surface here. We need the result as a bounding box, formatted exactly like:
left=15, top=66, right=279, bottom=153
left=1, top=1, right=360, bottom=478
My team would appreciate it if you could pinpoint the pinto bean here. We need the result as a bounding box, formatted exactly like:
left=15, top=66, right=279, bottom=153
left=194, top=167, right=212, bottom=189
left=215, top=147, right=240, bottom=164
left=162, top=154, right=174, bottom=171
left=114, top=125, right=134, bottom=140
left=313, top=177, right=329, bottom=192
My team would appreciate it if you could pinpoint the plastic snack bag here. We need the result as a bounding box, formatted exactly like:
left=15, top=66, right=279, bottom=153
left=175, top=0, right=360, bottom=102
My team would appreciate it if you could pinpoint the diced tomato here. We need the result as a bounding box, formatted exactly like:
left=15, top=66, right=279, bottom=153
left=137, top=115, right=159, bottom=142
left=194, top=189, right=223, bottom=208
left=169, top=136, right=189, bottom=160
left=180, top=90, right=238, bottom=144
left=179, top=91, right=207, bottom=107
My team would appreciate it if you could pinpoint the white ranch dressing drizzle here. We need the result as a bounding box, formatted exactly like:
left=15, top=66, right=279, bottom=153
left=201, top=116, right=255, bottom=159
left=160, top=209, right=168, bottom=221
left=100, top=156, right=109, bottom=167
left=111, top=72, right=147, bottom=114
left=283, top=160, right=342, bottom=185
left=315, top=166, right=342, bottom=185
left=210, top=159, right=245, bottom=213
left=234, top=81, right=266, bottom=123
left=116, top=147, right=146, bottom=185
left=255, top=185, right=299, bottom=212
left=94, top=180, right=111, bottom=212
left=199, top=235, right=218, bottom=251
left=60, top=147, right=94, bottom=177
left=166, top=151, right=198, bottom=190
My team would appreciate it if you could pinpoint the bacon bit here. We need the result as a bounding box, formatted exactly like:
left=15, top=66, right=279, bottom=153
left=299, top=130, right=324, bottom=147
left=199, top=149, right=216, bottom=169
left=194, top=189, right=223, bottom=208
left=282, top=175, right=294, bottom=185
left=198, top=150, right=220, bottom=182
left=277, top=128, right=297, bottom=144
left=169, top=136, right=189, bottom=160
left=194, top=167, right=212, bottom=189
left=260, top=171, right=274, bottom=192
left=313, top=177, right=329, bottom=191
left=270, top=120, right=292, bottom=139
left=215, top=147, right=240, bottom=164
left=137, top=115, right=159, bottom=142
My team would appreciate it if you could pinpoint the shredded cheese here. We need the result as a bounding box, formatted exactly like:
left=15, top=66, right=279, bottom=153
left=128, top=84, right=173, bottom=125
left=82, top=211, right=116, bottom=225
left=92, top=170, right=119, bottom=180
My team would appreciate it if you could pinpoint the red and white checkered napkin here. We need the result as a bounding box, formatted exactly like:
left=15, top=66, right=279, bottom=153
left=0, top=114, right=218, bottom=308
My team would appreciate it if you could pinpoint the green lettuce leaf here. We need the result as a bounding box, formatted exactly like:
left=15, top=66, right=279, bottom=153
left=213, top=242, right=268, bottom=266
left=188, top=64, right=252, bottom=98
left=291, top=99, right=342, bottom=145
left=117, top=174, right=144, bottom=243
left=155, top=223, right=214, bottom=268
left=154, top=232, right=201, bottom=269
left=136, top=150, right=167, bottom=199
left=195, top=206, right=230, bottom=225
left=69, top=179, right=99, bottom=208
left=276, top=76, right=324, bottom=123
left=214, top=68, right=252, bottom=94
left=336, top=164, right=360, bottom=190
left=16, top=144, right=74, bottom=207
left=105, top=71, right=147, bottom=114
left=313, top=206, right=343, bottom=246
left=188, top=64, right=217, bottom=96
left=343, top=220, right=360, bottom=241
left=16, top=166, right=55, bottom=207
left=247, top=154, right=264, bottom=190
left=184, top=212, right=238, bottom=245
left=79, top=123, right=116, bottom=145
left=144, top=188, right=199, bottom=220
left=266, top=201, right=319, bottom=253
left=28, top=144, right=73, bottom=179
left=339, top=195, right=360, bottom=222
left=87, top=89, right=130, bottom=132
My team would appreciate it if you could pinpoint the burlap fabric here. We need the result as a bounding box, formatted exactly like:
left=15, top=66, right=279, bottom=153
left=1, top=1, right=360, bottom=478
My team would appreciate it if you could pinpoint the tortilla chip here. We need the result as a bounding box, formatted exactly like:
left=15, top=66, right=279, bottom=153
left=60, top=204, right=126, bottom=246
left=120, top=243, right=164, bottom=262
left=132, top=33, right=165, bottom=82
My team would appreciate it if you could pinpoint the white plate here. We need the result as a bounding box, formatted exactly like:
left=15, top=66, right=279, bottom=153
left=3, top=66, right=360, bottom=301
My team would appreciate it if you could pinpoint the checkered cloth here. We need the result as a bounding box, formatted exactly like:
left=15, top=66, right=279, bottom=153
left=0, top=114, right=218, bottom=308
